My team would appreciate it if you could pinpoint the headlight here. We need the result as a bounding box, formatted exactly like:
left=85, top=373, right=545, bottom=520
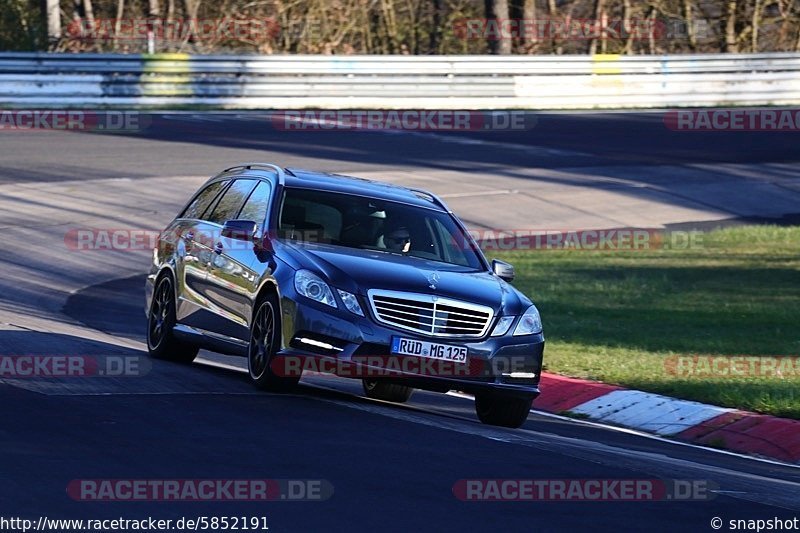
left=337, top=289, right=363, bottom=316
left=294, top=270, right=337, bottom=308
left=490, top=316, right=514, bottom=337
left=513, top=305, right=542, bottom=336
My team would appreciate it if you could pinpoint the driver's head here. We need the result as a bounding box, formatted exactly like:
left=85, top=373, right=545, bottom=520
left=384, top=225, right=411, bottom=253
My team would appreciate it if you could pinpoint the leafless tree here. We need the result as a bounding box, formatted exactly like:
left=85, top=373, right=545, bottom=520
left=8, top=0, right=800, bottom=55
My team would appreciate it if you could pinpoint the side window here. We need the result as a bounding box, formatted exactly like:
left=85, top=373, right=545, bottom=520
left=180, top=180, right=228, bottom=220
left=237, top=181, right=272, bottom=230
left=430, top=217, right=470, bottom=266
left=206, top=179, right=257, bottom=225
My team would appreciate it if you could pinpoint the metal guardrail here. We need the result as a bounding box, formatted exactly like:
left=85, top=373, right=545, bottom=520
left=2, top=52, right=800, bottom=109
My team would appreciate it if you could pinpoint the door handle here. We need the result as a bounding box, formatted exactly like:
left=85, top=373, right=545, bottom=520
left=214, top=241, right=224, bottom=254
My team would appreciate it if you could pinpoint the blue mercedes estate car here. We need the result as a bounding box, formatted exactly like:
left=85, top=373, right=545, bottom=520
left=145, top=163, right=544, bottom=427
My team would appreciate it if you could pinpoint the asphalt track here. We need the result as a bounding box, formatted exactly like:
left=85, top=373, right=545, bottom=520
left=1, top=112, right=800, bottom=532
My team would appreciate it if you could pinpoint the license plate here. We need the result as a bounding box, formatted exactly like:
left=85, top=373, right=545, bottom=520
left=390, top=337, right=468, bottom=363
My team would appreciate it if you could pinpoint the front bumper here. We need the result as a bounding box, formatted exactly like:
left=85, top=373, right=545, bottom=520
left=278, top=290, right=544, bottom=399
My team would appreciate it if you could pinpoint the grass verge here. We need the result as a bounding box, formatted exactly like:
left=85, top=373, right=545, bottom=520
left=493, top=225, right=800, bottom=419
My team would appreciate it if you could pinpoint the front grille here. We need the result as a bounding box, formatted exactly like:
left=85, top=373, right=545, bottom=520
left=368, top=290, right=493, bottom=338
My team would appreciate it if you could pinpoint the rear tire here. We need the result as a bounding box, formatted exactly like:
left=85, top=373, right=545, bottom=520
left=362, top=380, right=414, bottom=403
left=474, top=394, right=532, bottom=428
left=147, top=274, right=199, bottom=363
left=248, top=292, right=300, bottom=392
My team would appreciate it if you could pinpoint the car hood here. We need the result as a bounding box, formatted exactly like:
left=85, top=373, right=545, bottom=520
left=278, top=241, right=531, bottom=314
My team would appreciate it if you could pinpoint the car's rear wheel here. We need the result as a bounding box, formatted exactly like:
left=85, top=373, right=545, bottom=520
left=474, top=393, right=532, bottom=428
left=362, top=380, right=414, bottom=403
left=249, top=293, right=300, bottom=391
left=147, top=275, right=199, bottom=363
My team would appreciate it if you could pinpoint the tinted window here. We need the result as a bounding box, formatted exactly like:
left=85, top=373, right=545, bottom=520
left=207, top=180, right=258, bottom=225
left=281, top=193, right=342, bottom=242
left=181, top=180, right=227, bottom=220
left=237, top=181, right=272, bottom=230
left=430, top=217, right=472, bottom=267
left=278, top=188, right=482, bottom=269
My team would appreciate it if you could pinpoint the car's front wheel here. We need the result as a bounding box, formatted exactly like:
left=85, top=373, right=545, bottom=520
left=474, top=393, right=532, bottom=428
left=248, top=293, right=300, bottom=392
left=362, top=380, right=414, bottom=403
left=147, top=275, right=199, bottom=363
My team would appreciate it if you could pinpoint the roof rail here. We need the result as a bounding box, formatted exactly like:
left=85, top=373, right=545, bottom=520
left=406, top=187, right=450, bottom=211
left=222, top=163, right=286, bottom=185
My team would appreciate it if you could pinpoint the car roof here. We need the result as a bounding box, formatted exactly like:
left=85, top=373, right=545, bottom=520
left=285, top=168, right=446, bottom=210
left=216, top=166, right=446, bottom=211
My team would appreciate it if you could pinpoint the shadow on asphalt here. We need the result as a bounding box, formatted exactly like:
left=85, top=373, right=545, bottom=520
left=63, top=274, right=146, bottom=342
left=0, top=330, right=143, bottom=357
left=39, top=112, right=800, bottom=219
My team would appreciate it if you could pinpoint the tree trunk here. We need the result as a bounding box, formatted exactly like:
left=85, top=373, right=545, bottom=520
left=429, top=0, right=442, bottom=53
left=114, top=0, right=125, bottom=51
left=486, top=0, right=512, bottom=54
left=45, top=0, right=61, bottom=46
left=589, top=0, right=605, bottom=54
left=179, top=0, right=200, bottom=50
left=796, top=24, right=800, bottom=52
left=546, top=0, right=559, bottom=53
left=147, top=0, right=160, bottom=53
left=522, top=0, right=536, bottom=50
left=72, top=0, right=94, bottom=50
left=776, top=0, right=789, bottom=50
left=724, top=0, right=738, bottom=52
left=622, top=0, right=633, bottom=54
left=683, top=0, right=696, bottom=51
left=82, top=0, right=95, bottom=24
left=751, top=0, right=761, bottom=52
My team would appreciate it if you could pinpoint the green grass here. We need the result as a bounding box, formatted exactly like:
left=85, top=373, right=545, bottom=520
left=492, top=225, right=800, bottom=419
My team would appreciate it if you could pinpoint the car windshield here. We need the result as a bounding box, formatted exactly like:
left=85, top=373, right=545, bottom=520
left=277, top=188, right=483, bottom=269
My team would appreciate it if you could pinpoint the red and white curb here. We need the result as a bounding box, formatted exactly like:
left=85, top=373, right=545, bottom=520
left=534, top=373, right=800, bottom=465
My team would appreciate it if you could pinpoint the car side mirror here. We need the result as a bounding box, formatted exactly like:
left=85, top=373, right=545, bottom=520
left=492, top=259, right=515, bottom=282
left=221, top=219, right=257, bottom=241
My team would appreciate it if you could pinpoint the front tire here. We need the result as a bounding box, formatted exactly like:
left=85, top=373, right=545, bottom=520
left=474, top=394, right=532, bottom=428
left=362, top=380, right=414, bottom=403
left=147, top=275, right=199, bottom=363
left=248, top=293, right=299, bottom=392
